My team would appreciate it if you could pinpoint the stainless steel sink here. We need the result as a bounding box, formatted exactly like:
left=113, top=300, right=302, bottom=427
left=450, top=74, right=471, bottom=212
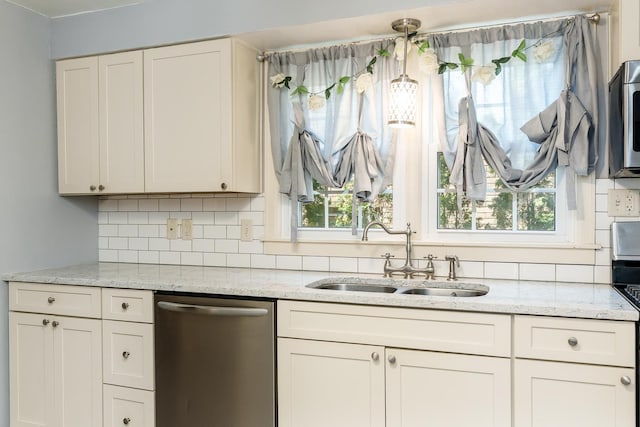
left=313, top=283, right=398, bottom=293
left=306, top=277, right=488, bottom=297
left=399, top=287, right=487, bottom=297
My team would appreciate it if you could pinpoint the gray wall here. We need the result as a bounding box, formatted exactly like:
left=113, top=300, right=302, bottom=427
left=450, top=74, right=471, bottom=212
left=0, top=3, right=98, bottom=426
left=50, top=0, right=451, bottom=58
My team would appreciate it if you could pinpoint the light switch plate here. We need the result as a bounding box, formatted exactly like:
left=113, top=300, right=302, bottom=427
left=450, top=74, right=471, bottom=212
left=608, top=189, right=640, bottom=217
left=181, top=219, right=193, bottom=240
left=167, top=218, right=179, bottom=239
left=240, top=219, right=252, bottom=241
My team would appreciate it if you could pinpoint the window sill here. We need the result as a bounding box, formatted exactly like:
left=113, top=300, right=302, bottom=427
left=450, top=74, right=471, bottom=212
left=263, top=239, right=600, bottom=265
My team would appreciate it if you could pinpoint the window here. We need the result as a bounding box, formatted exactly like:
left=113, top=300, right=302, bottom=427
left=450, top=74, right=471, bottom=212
left=299, top=182, right=393, bottom=229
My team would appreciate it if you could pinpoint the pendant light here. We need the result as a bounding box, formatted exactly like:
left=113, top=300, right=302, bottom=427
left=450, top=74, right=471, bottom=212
left=388, top=18, right=421, bottom=128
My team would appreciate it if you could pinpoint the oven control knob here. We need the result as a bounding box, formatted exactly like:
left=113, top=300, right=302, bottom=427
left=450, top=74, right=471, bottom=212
left=567, top=337, right=578, bottom=347
left=621, top=376, right=632, bottom=386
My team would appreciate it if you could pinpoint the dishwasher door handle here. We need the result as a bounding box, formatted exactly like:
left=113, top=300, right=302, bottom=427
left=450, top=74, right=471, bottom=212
left=157, top=301, right=269, bottom=317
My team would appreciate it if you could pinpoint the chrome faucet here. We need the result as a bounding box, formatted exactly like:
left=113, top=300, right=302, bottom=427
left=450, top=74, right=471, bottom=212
left=362, top=221, right=434, bottom=279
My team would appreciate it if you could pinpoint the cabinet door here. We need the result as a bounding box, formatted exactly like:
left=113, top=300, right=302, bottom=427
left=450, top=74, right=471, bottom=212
left=278, top=338, right=385, bottom=427
left=9, top=312, right=55, bottom=427
left=103, top=385, right=154, bottom=427
left=53, top=316, right=103, bottom=427
left=144, top=39, right=232, bottom=193
left=98, top=51, right=144, bottom=193
left=385, top=348, right=511, bottom=427
left=56, top=57, right=100, bottom=194
left=514, top=359, right=635, bottom=427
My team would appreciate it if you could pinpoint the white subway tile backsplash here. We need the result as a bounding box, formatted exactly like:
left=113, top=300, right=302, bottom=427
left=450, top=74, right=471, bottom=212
left=159, top=251, right=181, bottom=265
left=594, top=194, right=608, bottom=213
left=302, top=256, right=330, bottom=272
left=181, top=252, right=203, bottom=266
left=118, top=199, right=138, bottom=211
left=484, top=262, right=518, bottom=280
left=519, top=263, right=555, bottom=282
left=251, top=254, right=276, bottom=269
left=159, top=199, right=181, bottom=211
left=138, top=199, right=159, bottom=212
left=227, top=254, right=251, bottom=268
left=556, top=265, right=594, bottom=283
left=595, top=178, right=613, bottom=195
left=96, top=193, right=602, bottom=288
left=139, top=251, right=160, bottom=264
left=277, top=255, right=303, bottom=270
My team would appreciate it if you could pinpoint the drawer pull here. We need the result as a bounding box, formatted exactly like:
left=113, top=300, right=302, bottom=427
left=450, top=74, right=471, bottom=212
left=388, top=355, right=397, bottom=364
left=121, top=302, right=130, bottom=310
left=122, top=351, right=131, bottom=359
left=371, top=352, right=379, bottom=361
left=123, top=418, right=131, bottom=425
left=52, top=321, right=59, bottom=328
left=567, top=337, right=578, bottom=347
left=621, top=376, right=632, bottom=386
left=47, top=297, right=55, bottom=304
left=42, top=319, right=50, bottom=326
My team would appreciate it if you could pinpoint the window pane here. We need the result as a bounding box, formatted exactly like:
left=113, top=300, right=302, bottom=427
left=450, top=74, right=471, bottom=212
left=300, top=193, right=326, bottom=228
left=478, top=193, right=513, bottom=230
left=362, top=186, right=393, bottom=226
left=437, top=152, right=451, bottom=187
left=517, top=192, right=556, bottom=231
left=438, top=193, right=472, bottom=230
left=531, top=172, right=556, bottom=189
left=327, top=192, right=353, bottom=228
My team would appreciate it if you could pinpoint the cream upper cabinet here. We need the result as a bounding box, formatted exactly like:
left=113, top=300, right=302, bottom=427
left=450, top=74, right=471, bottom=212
left=143, top=38, right=260, bottom=193
left=610, top=0, right=640, bottom=76
left=56, top=51, right=144, bottom=194
left=10, top=312, right=103, bottom=427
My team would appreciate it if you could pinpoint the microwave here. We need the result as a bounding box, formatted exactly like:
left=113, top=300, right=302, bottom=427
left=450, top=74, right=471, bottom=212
left=610, top=60, right=640, bottom=177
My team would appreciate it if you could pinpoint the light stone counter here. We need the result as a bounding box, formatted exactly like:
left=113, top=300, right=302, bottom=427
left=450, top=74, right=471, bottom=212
left=2, top=262, right=638, bottom=321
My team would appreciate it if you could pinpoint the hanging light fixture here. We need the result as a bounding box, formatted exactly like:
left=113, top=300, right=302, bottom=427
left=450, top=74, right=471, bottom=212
left=388, top=18, right=421, bottom=128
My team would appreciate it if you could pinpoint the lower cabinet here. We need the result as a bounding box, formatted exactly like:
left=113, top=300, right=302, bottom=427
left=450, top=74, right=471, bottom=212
left=9, top=312, right=102, bottom=427
left=278, top=338, right=512, bottom=427
left=514, top=360, right=635, bottom=427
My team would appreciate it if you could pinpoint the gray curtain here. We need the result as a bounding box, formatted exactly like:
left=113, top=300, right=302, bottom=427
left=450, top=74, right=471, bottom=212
left=430, top=15, right=600, bottom=209
left=267, top=40, right=398, bottom=241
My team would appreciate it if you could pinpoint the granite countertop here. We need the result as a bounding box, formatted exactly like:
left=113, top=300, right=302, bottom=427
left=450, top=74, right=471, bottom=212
left=2, top=262, right=638, bottom=321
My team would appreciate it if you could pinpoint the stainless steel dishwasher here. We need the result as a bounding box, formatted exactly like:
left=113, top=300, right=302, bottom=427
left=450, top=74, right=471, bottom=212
left=154, top=293, right=275, bottom=427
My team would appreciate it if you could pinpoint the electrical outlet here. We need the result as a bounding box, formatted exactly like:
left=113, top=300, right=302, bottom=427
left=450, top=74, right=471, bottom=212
left=181, top=219, right=193, bottom=240
left=167, top=218, right=179, bottom=239
left=240, top=219, right=253, bottom=241
left=608, top=189, right=640, bottom=217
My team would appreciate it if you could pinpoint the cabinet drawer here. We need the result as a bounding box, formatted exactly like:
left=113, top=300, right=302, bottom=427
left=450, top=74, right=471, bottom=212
left=102, top=288, right=153, bottom=323
left=9, top=282, right=101, bottom=318
left=514, top=315, right=635, bottom=367
left=278, top=301, right=511, bottom=357
left=104, top=384, right=155, bottom=427
left=103, top=320, right=154, bottom=390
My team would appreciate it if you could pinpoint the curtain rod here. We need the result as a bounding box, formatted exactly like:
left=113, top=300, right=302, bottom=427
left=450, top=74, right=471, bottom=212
left=257, top=12, right=602, bottom=62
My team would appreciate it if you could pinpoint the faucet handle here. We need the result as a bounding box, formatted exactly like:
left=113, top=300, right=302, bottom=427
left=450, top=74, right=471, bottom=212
left=381, top=253, right=395, bottom=259
left=424, top=254, right=437, bottom=261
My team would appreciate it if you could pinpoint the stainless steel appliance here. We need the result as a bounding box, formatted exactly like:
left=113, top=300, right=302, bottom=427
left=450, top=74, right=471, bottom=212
left=609, top=60, right=640, bottom=177
left=611, top=221, right=640, bottom=424
left=154, top=293, right=275, bottom=427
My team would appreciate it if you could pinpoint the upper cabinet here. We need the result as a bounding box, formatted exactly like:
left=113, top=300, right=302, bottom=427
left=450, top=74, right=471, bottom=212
left=144, top=39, right=260, bottom=193
left=56, top=38, right=261, bottom=195
left=610, top=0, right=640, bottom=77
left=57, top=51, right=144, bottom=195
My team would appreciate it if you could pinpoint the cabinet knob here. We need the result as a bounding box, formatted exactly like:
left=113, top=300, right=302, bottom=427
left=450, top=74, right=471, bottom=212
left=90, top=185, right=97, bottom=191
left=42, top=319, right=50, bottom=326
left=220, top=182, right=228, bottom=190
left=98, top=184, right=105, bottom=191
left=123, top=418, right=131, bottom=425
left=52, top=321, right=59, bottom=328
left=621, top=376, right=632, bottom=386
left=388, top=355, right=397, bottom=364
left=47, top=297, right=55, bottom=304
left=121, top=302, right=130, bottom=310
left=371, top=352, right=379, bottom=361
left=568, top=337, right=578, bottom=347
left=122, top=351, right=131, bottom=359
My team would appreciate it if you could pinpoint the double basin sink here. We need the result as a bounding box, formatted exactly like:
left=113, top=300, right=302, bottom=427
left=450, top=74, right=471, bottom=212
left=306, top=277, right=488, bottom=298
